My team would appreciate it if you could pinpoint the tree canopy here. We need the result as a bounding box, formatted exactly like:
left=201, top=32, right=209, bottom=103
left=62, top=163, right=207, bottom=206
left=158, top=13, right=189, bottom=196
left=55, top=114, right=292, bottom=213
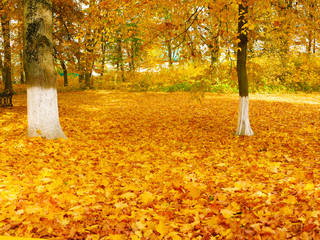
left=0, top=0, right=319, bottom=91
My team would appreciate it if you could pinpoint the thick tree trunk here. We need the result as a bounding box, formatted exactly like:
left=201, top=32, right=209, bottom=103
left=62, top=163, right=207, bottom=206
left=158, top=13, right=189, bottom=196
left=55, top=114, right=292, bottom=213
left=24, top=0, right=66, bottom=139
left=1, top=13, right=12, bottom=90
left=235, top=1, right=254, bottom=136
left=85, top=72, right=92, bottom=88
left=84, top=58, right=94, bottom=89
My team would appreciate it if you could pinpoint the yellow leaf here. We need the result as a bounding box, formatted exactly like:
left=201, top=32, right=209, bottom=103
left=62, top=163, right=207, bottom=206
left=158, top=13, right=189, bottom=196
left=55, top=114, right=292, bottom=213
left=114, top=202, right=128, bottom=209
left=25, top=205, right=42, bottom=214
left=108, top=235, right=127, bottom=240
left=261, top=227, right=276, bottom=234
left=180, top=223, right=194, bottom=232
left=279, top=206, right=293, bottom=215
left=133, top=231, right=142, bottom=238
left=130, top=235, right=141, bottom=240
left=168, top=232, right=182, bottom=240
left=155, top=220, right=169, bottom=238
left=284, top=195, right=297, bottom=205
left=216, top=193, right=227, bottom=202
left=136, top=221, right=145, bottom=230
left=221, top=209, right=236, bottom=219
left=304, top=183, right=314, bottom=191
left=311, top=210, right=320, bottom=218
left=186, top=185, right=201, bottom=198
left=86, top=234, right=100, bottom=240
left=298, top=217, right=306, bottom=223
left=121, top=192, right=137, bottom=200
left=230, top=201, right=241, bottom=211
left=139, top=191, right=155, bottom=205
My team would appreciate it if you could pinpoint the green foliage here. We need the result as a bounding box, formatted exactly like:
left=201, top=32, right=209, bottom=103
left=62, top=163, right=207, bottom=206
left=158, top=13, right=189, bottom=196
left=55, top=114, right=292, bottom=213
left=161, top=82, right=192, bottom=92
left=211, top=81, right=237, bottom=93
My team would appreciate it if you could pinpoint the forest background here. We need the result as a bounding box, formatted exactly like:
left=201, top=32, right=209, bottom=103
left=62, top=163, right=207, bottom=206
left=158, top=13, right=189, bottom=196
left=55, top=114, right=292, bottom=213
left=0, top=0, right=319, bottom=93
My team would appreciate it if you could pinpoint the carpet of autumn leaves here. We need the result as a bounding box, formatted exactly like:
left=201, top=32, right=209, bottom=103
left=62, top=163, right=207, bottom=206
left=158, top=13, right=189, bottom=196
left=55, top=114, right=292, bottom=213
left=0, top=91, right=320, bottom=240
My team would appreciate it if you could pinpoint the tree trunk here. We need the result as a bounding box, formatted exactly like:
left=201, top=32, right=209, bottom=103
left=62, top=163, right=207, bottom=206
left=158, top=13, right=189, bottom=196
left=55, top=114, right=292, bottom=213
left=60, top=59, right=68, bottom=86
left=0, top=56, right=4, bottom=84
left=24, top=0, right=66, bottom=139
left=20, top=71, right=25, bottom=84
left=167, top=40, right=173, bottom=67
left=1, top=13, right=12, bottom=90
left=210, top=38, right=219, bottom=65
left=19, top=18, right=25, bottom=85
left=130, top=42, right=136, bottom=71
left=235, top=1, right=254, bottom=136
left=84, top=58, right=94, bottom=89
left=116, top=39, right=125, bottom=82
left=313, top=33, right=316, bottom=54
left=100, top=39, right=106, bottom=80
left=85, top=72, right=92, bottom=88
left=20, top=49, right=25, bottom=84
left=278, top=1, right=292, bottom=68
left=76, top=54, right=85, bottom=87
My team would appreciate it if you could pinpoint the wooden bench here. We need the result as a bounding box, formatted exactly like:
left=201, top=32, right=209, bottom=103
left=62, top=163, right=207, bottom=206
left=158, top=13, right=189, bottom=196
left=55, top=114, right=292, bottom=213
left=0, top=89, right=13, bottom=107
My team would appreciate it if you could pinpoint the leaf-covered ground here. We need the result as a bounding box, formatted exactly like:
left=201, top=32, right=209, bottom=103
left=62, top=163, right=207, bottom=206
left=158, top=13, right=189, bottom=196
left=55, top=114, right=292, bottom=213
left=0, top=91, right=319, bottom=239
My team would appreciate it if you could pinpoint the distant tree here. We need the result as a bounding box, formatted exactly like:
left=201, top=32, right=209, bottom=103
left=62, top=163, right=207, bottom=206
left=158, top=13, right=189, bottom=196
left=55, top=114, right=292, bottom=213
left=0, top=2, right=12, bottom=90
left=24, top=0, right=66, bottom=139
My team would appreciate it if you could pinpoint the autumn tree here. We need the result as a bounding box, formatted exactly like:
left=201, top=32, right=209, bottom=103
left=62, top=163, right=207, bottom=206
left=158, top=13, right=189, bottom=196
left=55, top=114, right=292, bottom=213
left=235, top=0, right=254, bottom=136
left=76, top=0, right=108, bottom=88
left=24, top=0, right=66, bottom=139
left=0, top=1, right=12, bottom=90
left=17, top=8, right=25, bottom=85
left=53, top=0, right=83, bottom=87
left=195, top=6, right=221, bottom=65
left=297, top=0, right=319, bottom=56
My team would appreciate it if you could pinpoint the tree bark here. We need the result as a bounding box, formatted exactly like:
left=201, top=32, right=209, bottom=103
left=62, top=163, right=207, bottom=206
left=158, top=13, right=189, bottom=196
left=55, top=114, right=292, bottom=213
left=0, top=56, right=4, bottom=84
left=19, top=0, right=25, bottom=85
left=1, top=12, right=12, bottom=90
left=116, top=39, right=125, bottom=82
left=100, top=37, right=106, bottom=79
left=76, top=54, right=85, bottom=87
left=85, top=72, right=92, bottom=88
left=20, top=47, right=25, bottom=84
left=210, top=38, right=219, bottom=65
left=235, top=1, right=254, bottom=136
left=60, top=59, right=68, bottom=86
left=167, top=40, right=173, bottom=67
left=278, top=1, right=292, bottom=68
left=24, top=0, right=66, bottom=139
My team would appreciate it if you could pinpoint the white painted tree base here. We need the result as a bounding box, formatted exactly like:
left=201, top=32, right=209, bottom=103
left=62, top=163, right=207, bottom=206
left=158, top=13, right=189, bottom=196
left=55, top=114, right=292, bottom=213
left=27, top=87, right=67, bottom=139
left=235, top=96, right=254, bottom=136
